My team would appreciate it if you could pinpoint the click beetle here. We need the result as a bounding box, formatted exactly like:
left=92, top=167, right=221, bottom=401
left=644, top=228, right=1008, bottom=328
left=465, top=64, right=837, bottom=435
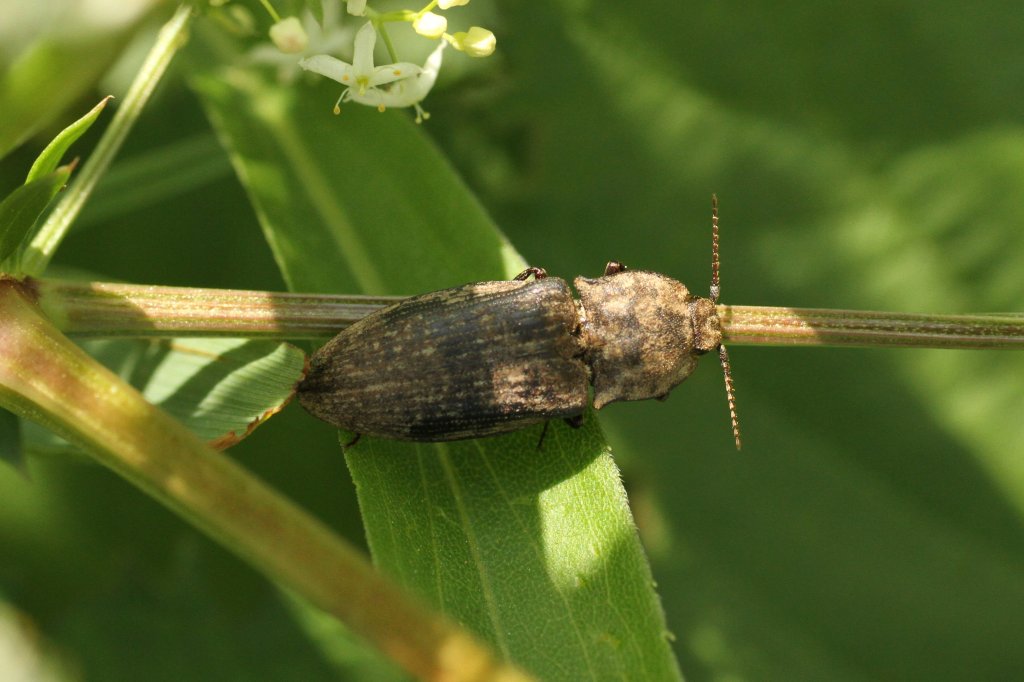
left=298, top=197, right=741, bottom=448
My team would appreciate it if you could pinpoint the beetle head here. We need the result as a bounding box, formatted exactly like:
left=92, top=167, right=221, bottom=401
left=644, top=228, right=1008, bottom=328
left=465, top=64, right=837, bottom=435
left=689, top=296, right=722, bottom=353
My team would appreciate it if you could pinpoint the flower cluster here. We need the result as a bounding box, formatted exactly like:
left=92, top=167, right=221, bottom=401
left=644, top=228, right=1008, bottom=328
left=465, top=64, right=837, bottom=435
left=262, top=0, right=496, bottom=123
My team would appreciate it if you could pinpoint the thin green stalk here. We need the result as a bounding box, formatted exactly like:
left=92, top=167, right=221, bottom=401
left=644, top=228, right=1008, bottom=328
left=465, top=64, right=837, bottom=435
left=376, top=20, right=400, bottom=64
left=34, top=278, right=1024, bottom=350
left=259, top=0, right=282, bottom=23
left=720, top=305, right=1024, bottom=349
left=21, top=4, right=194, bottom=276
left=0, top=277, right=531, bottom=682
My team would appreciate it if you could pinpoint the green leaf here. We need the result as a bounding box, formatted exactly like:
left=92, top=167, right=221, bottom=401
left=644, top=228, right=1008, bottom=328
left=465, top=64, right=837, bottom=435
left=25, top=96, right=113, bottom=184
left=89, top=337, right=307, bottom=449
left=0, top=166, right=71, bottom=265
left=349, top=422, right=681, bottom=680
left=190, top=59, right=682, bottom=679
left=0, top=96, right=110, bottom=271
left=21, top=337, right=307, bottom=454
left=191, top=69, right=519, bottom=294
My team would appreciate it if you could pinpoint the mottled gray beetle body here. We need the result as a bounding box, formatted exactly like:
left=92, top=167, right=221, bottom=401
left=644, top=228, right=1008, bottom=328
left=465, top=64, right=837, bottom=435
left=299, top=196, right=741, bottom=447
left=298, top=269, right=720, bottom=442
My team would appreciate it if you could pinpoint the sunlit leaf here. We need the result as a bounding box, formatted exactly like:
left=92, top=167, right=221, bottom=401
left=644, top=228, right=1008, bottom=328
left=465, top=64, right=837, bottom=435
left=190, top=57, right=682, bottom=679
left=23, top=337, right=307, bottom=453
left=90, top=337, right=306, bottom=449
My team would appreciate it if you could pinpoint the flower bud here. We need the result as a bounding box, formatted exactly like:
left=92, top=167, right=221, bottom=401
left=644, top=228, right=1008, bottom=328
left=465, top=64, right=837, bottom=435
left=438, top=0, right=470, bottom=8
left=346, top=0, right=367, bottom=16
left=447, top=26, right=495, bottom=57
left=413, top=12, right=447, bottom=39
left=269, top=17, right=308, bottom=54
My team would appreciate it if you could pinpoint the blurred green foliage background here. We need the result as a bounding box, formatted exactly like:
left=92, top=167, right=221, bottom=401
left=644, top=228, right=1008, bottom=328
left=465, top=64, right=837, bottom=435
left=1, top=0, right=1023, bottom=680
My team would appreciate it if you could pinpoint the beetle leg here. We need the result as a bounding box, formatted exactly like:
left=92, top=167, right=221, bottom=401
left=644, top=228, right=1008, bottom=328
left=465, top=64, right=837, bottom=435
left=341, top=432, right=362, bottom=450
left=603, top=261, right=627, bottom=275
left=537, top=413, right=585, bottom=450
left=535, top=421, right=551, bottom=450
left=513, top=266, right=548, bottom=281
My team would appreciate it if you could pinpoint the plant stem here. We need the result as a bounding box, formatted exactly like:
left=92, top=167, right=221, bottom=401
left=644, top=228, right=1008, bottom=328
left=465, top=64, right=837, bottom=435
left=36, top=278, right=401, bottom=338
left=35, top=278, right=1024, bottom=350
left=376, top=21, right=400, bottom=64
left=719, top=305, right=1024, bottom=349
left=21, top=4, right=194, bottom=276
left=0, top=277, right=531, bottom=682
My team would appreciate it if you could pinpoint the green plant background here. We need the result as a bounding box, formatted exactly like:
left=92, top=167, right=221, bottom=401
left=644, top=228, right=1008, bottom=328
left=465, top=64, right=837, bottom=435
left=2, top=1, right=1023, bottom=680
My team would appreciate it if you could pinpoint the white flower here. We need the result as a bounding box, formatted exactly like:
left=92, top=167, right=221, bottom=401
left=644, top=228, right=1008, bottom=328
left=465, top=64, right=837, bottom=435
left=412, top=11, right=447, bottom=39
left=348, top=40, right=447, bottom=123
left=446, top=26, right=495, bottom=57
left=300, top=22, right=423, bottom=113
left=248, top=0, right=351, bottom=81
left=346, top=0, right=367, bottom=16
left=269, top=17, right=308, bottom=54
left=438, top=0, right=470, bottom=8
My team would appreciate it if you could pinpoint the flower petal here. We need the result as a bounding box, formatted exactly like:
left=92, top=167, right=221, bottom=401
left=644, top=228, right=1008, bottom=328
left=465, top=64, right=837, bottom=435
left=352, top=21, right=377, bottom=75
left=346, top=0, right=367, bottom=16
left=299, top=54, right=355, bottom=84
left=366, top=63, right=423, bottom=87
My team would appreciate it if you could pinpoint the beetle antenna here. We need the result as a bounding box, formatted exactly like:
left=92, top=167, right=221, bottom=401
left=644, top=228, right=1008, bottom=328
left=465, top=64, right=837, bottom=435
left=719, top=345, right=742, bottom=450
left=710, top=194, right=741, bottom=450
left=710, top=193, right=721, bottom=303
